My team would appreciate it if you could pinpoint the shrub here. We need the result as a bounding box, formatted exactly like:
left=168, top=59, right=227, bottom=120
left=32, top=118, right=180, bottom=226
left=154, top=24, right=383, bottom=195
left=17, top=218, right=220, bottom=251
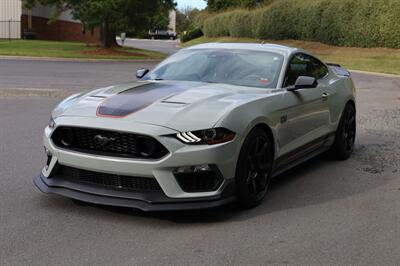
left=181, top=28, right=204, bottom=43
left=229, top=10, right=256, bottom=38
left=202, top=0, right=400, bottom=48
left=192, top=11, right=212, bottom=29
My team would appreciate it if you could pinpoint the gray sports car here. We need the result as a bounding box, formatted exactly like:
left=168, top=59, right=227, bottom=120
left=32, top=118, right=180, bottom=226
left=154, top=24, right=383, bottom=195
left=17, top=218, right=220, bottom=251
left=34, top=43, right=356, bottom=211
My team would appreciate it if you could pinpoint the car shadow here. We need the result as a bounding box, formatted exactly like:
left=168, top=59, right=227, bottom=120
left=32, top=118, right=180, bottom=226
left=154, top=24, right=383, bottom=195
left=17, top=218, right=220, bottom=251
left=66, top=137, right=395, bottom=224
left=37, top=132, right=397, bottom=225
left=86, top=154, right=332, bottom=223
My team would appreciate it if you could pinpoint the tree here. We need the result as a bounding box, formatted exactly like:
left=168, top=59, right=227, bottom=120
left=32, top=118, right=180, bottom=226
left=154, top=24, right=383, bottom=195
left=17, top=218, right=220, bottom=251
left=176, top=7, right=200, bottom=33
left=206, top=0, right=263, bottom=12
left=23, top=0, right=175, bottom=47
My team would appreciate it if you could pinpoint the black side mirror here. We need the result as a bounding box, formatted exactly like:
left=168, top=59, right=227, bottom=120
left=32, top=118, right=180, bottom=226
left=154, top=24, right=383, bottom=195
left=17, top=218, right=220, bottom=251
left=287, top=76, right=318, bottom=91
left=136, top=68, right=149, bottom=79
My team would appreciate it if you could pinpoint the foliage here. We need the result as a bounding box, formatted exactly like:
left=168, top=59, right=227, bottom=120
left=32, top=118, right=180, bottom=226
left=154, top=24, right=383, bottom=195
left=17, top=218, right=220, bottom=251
left=23, top=0, right=175, bottom=47
left=202, top=0, right=400, bottom=48
left=181, top=28, right=204, bottom=43
left=191, top=10, right=212, bottom=29
left=206, top=0, right=267, bottom=12
left=176, top=7, right=201, bottom=33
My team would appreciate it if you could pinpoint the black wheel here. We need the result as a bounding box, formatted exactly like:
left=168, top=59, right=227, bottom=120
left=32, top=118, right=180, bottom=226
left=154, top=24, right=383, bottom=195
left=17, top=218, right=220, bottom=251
left=331, top=103, right=356, bottom=160
left=235, top=128, right=273, bottom=208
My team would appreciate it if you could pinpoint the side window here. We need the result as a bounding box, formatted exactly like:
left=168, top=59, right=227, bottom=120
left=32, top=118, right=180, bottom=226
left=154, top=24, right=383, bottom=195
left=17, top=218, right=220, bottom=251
left=283, top=53, right=328, bottom=87
left=309, top=56, right=329, bottom=80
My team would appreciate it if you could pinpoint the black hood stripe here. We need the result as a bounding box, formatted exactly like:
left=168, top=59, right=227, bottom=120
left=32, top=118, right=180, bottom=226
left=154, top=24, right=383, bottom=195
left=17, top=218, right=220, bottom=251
left=97, top=83, right=189, bottom=117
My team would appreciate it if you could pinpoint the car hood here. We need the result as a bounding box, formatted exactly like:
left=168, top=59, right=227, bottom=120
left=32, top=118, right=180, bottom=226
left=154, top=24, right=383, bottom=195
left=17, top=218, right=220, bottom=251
left=55, top=81, right=274, bottom=131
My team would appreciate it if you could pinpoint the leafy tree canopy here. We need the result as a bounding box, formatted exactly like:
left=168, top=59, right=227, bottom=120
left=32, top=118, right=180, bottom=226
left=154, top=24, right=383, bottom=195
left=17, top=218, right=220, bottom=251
left=23, top=0, right=175, bottom=47
left=176, top=7, right=200, bottom=33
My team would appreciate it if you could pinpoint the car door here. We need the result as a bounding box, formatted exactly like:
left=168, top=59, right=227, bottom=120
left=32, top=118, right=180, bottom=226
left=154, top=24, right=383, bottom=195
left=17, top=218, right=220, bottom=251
left=276, top=53, right=331, bottom=163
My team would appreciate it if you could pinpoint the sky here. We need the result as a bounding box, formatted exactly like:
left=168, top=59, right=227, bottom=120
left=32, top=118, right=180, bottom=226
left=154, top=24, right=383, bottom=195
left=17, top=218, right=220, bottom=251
left=176, top=0, right=207, bottom=10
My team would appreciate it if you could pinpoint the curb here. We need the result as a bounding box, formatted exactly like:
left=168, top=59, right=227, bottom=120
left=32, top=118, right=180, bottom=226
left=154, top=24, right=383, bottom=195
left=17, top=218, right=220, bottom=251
left=350, top=70, right=400, bottom=79
left=0, top=55, right=162, bottom=63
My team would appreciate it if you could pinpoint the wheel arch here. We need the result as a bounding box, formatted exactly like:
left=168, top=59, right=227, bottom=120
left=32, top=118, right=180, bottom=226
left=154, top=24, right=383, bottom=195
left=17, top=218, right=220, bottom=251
left=248, top=123, right=276, bottom=159
left=337, top=99, right=356, bottom=125
left=346, top=99, right=356, bottom=112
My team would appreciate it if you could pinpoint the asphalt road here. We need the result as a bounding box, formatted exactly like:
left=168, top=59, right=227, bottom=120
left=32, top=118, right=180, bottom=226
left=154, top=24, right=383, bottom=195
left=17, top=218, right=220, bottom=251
left=0, top=59, right=155, bottom=91
left=0, top=40, right=400, bottom=265
left=0, top=39, right=173, bottom=91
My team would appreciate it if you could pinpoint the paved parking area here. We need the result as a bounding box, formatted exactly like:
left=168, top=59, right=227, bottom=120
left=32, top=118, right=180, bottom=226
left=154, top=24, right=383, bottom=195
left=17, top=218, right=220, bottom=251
left=0, top=67, right=399, bottom=265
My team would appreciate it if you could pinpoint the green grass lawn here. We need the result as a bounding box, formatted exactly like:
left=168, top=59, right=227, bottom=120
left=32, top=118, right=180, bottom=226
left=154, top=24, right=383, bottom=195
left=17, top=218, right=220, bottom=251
left=0, top=40, right=165, bottom=60
left=182, top=37, right=400, bottom=75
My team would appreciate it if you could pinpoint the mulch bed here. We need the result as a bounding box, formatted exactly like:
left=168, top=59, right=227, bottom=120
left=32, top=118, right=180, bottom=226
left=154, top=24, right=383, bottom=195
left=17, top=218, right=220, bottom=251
left=80, top=48, right=146, bottom=57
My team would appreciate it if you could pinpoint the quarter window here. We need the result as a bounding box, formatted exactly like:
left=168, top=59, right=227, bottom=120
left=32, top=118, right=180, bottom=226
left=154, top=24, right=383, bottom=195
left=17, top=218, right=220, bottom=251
left=283, top=53, right=328, bottom=87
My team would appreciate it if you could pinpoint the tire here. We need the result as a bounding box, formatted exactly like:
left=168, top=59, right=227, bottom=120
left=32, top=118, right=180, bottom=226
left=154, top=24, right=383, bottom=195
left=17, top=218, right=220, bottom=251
left=235, top=128, right=274, bottom=208
left=331, top=103, right=356, bottom=160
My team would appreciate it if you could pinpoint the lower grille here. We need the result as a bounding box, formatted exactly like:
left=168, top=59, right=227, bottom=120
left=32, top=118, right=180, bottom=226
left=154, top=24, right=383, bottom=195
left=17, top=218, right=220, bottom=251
left=174, top=167, right=223, bottom=193
left=55, top=166, right=162, bottom=192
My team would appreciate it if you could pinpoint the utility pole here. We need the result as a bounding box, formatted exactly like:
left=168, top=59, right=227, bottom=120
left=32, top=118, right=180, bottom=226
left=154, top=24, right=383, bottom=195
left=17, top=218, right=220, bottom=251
left=9, top=18, right=11, bottom=41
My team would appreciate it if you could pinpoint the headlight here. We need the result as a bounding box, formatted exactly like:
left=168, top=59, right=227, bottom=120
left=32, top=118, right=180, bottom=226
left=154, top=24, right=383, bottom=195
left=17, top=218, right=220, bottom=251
left=49, top=117, right=56, bottom=129
left=176, top=128, right=235, bottom=145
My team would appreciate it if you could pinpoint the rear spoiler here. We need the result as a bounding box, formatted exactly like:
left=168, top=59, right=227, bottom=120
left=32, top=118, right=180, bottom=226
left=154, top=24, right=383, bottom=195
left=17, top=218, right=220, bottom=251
left=327, top=63, right=351, bottom=77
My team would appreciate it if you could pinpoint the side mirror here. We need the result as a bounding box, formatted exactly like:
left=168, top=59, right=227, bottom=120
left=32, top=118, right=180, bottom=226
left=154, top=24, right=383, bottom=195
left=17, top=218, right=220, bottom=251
left=287, top=76, right=318, bottom=91
left=136, top=68, right=149, bottom=79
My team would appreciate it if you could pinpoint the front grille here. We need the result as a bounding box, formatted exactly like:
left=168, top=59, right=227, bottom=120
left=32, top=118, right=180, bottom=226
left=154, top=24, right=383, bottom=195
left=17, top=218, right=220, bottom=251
left=51, top=127, right=169, bottom=159
left=55, top=165, right=162, bottom=192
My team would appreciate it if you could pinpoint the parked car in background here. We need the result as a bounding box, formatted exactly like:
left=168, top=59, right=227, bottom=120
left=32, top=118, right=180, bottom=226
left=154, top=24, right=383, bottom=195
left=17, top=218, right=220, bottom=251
left=149, top=30, right=177, bottom=40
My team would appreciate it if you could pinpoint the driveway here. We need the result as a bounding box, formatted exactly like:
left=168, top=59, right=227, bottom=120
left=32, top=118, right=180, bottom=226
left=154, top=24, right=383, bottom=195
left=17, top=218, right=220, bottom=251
left=118, top=38, right=180, bottom=55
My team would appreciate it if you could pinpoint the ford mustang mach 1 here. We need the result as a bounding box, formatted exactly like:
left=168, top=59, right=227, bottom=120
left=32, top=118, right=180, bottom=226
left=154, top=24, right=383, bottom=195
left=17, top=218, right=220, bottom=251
left=34, top=43, right=356, bottom=211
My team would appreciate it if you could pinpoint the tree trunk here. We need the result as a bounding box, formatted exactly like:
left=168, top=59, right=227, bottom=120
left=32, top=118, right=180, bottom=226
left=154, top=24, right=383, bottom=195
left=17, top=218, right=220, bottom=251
left=101, top=19, right=118, bottom=48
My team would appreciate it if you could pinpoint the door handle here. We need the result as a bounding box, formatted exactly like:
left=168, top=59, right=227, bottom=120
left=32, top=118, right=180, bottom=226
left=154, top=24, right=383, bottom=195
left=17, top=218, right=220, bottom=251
left=322, top=92, right=330, bottom=100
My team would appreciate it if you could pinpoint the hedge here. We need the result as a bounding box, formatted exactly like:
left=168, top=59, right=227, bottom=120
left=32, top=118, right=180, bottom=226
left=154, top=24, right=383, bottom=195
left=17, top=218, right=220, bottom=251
left=181, top=28, right=204, bottom=43
left=203, top=0, right=400, bottom=48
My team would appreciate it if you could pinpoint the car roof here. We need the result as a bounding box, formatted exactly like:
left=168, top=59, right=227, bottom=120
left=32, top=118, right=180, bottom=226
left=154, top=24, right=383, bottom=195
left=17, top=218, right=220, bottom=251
left=184, top=42, right=305, bottom=57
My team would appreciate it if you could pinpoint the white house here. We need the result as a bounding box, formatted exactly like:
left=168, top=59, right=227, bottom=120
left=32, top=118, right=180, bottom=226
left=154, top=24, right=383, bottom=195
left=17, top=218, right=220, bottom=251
left=0, top=0, right=100, bottom=42
left=1, top=0, right=176, bottom=42
left=0, top=0, right=22, bottom=39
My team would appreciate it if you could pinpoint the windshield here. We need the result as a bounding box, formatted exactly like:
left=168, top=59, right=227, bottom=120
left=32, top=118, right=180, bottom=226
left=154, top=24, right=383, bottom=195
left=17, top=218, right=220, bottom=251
left=144, top=49, right=284, bottom=88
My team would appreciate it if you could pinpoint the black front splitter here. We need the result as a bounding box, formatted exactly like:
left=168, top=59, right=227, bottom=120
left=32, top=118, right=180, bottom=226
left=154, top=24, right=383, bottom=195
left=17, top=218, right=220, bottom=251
left=34, top=174, right=235, bottom=212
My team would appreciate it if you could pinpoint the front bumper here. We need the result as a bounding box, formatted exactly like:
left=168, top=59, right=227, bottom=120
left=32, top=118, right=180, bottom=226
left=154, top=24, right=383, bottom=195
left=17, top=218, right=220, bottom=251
left=35, top=118, right=242, bottom=211
left=34, top=173, right=235, bottom=211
